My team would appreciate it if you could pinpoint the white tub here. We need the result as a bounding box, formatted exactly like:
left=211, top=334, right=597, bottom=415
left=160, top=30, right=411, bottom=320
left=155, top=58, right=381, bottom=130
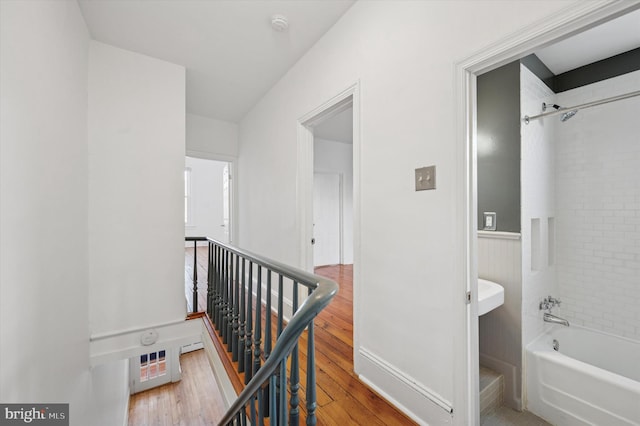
left=526, top=325, right=640, bottom=426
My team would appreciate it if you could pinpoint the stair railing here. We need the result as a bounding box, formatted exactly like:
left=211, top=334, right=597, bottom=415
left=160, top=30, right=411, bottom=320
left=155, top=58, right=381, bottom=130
left=185, top=237, right=339, bottom=426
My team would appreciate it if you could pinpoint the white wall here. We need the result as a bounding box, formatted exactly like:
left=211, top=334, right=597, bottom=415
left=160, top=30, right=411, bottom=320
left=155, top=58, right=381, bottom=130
left=477, top=234, right=522, bottom=410
left=237, top=1, right=573, bottom=423
left=88, top=41, right=186, bottom=336
left=555, top=70, right=640, bottom=341
left=187, top=113, right=238, bottom=159
left=520, top=64, right=558, bottom=348
left=185, top=156, right=228, bottom=242
left=90, top=359, right=130, bottom=426
left=0, top=1, right=93, bottom=422
left=314, top=138, right=354, bottom=264
left=0, top=2, right=132, bottom=424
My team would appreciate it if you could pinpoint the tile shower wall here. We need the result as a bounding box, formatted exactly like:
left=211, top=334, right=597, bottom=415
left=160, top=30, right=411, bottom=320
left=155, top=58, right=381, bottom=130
left=520, top=65, right=558, bottom=347
left=555, top=70, right=640, bottom=341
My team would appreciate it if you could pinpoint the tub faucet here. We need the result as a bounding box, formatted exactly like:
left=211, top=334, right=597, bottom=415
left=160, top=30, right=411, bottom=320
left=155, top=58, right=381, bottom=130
left=544, top=312, right=570, bottom=327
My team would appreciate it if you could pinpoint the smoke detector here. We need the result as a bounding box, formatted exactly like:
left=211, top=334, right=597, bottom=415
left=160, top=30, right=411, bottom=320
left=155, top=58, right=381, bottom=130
left=271, top=15, right=289, bottom=32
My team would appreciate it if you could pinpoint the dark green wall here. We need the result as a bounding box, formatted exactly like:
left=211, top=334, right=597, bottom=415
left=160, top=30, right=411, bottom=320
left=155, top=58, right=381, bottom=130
left=477, top=61, right=521, bottom=232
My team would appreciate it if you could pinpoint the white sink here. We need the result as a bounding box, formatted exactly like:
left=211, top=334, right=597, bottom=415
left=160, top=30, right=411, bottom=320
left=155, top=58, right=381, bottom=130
left=478, top=278, right=504, bottom=315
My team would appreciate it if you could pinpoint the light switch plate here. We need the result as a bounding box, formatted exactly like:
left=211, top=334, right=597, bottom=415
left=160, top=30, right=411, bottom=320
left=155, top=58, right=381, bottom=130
left=483, top=212, right=497, bottom=231
left=415, top=165, right=436, bottom=191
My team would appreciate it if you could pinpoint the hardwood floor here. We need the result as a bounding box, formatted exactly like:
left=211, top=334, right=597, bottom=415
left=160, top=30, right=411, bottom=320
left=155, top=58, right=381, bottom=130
left=178, top=250, right=417, bottom=425
left=312, top=264, right=417, bottom=426
left=128, top=349, right=226, bottom=425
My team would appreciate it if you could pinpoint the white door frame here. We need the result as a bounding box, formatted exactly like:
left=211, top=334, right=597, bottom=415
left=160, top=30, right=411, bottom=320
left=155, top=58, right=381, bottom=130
left=186, top=150, right=238, bottom=245
left=454, top=2, right=640, bottom=425
left=297, top=82, right=360, bottom=369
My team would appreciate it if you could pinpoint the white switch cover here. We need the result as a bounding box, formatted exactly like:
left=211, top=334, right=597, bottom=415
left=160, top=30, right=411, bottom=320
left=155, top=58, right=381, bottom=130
left=483, top=212, right=496, bottom=231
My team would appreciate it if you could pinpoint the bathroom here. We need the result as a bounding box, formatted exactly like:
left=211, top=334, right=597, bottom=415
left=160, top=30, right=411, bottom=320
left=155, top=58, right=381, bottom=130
left=476, top=10, right=640, bottom=425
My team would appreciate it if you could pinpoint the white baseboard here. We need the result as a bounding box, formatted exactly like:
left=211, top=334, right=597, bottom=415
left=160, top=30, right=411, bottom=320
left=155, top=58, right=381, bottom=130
left=358, top=347, right=453, bottom=425
left=479, top=352, right=521, bottom=410
left=181, top=341, right=205, bottom=353
left=202, top=327, right=237, bottom=408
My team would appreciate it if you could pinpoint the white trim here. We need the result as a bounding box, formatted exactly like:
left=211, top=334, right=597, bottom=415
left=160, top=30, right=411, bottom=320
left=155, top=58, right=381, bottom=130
left=186, top=149, right=236, bottom=163
left=296, top=81, right=361, bottom=372
left=360, top=347, right=452, bottom=412
left=477, top=231, right=521, bottom=241
left=453, top=2, right=640, bottom=424
left=122, top=369, right=130, bottom=426
left=90, top=319, right=202, bottom=366
left=90, top=318, right=187, bottom=341
left=184, top=167, right=193, bottom=227
left=202, top=326, right=236, bottom=408
left=358, top=347, right=453, bottom=426
left=185, top=151, right=239, bottom=244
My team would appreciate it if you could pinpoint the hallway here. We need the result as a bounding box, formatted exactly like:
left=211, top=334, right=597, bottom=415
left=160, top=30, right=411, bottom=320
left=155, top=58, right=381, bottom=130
left=182, top=247, right=416, bottom=425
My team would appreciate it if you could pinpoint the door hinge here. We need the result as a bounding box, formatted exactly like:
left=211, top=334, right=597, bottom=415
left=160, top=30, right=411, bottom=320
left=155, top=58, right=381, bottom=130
left=466, top=291, right=471, bottom=304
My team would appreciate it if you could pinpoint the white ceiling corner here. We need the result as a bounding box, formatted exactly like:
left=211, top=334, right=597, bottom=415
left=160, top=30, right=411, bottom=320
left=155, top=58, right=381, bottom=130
left=78, top=0, right=355, bottom=123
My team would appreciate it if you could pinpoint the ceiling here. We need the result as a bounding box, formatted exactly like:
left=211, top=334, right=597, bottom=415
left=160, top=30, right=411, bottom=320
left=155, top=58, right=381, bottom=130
left=78, top=0, right=355, bottom=122
left=314, top=107, right=353, bottom=144
left=78, top=1, right=638, bottom=124
left=535, top=8, right=640, bottom=74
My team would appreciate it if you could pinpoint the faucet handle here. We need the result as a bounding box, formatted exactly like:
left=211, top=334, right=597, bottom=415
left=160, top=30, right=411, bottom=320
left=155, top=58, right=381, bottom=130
left=539, top=298, right=550, bottom=311
left=548, top=296, right=561, bottom=306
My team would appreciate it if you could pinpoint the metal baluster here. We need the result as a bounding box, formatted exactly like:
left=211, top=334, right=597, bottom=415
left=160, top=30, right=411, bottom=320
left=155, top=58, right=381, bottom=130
left=192, top=240, right=198, bottom=312
left=238, top=257, right=246, bottom=373
left=264, top=271, right=272, bottom=417
left=213, top=245, right=222, bottom=329
left=226, top=252, right=235, bottom=351
left=270, top=373, right=278, bottom=425
left=250, top=395, right=257, bottom=426
left=232, top=253, right=240, bottom=361
left=221, top=250, right=229, bottom=341
left=277, top=275, right=284, bottom=336
left=245, top=261, right=254, bottom=383
left=258, top=387, right=265, bottom=426
left=253, top=266, right=262, bottom=378
left=289, top=281, right=300, bottom=426
left=216, top=248, right=225, bottom=330
left=280, top=359, right=288, bottom=426
left=207, top=242, right=214, bottom=318
left=306, top=288, right=317, bottom=426
left=276, top=274, right=284, bottom=422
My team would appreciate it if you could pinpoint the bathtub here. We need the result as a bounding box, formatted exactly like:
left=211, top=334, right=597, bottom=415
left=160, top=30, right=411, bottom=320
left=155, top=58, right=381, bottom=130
left=526, top=325, right=640, bottom=426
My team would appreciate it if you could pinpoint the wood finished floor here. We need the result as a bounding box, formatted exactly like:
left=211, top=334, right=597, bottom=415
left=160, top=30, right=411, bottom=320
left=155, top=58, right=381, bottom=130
left=164, top=249, right=417, bottom=425
left=128, top=349, right=226, bottom=426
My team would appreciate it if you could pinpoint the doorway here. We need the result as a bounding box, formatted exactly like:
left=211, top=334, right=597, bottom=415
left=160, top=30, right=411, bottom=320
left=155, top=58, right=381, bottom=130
left=312, top=104, right=354, bottom=268
left=297, top=83, right=360, bottom=370
left=457, top=3, right=640, bottom=424
left=184, top=156, right=232, bottom=244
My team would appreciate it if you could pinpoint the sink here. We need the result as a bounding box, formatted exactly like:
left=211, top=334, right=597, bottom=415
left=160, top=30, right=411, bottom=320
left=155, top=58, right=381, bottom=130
left=478, top=278, right=504, bottom=315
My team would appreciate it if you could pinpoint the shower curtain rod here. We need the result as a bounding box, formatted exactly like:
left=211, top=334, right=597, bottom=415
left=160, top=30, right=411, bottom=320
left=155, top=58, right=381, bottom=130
left=523, top=89, right=640, bottom=124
